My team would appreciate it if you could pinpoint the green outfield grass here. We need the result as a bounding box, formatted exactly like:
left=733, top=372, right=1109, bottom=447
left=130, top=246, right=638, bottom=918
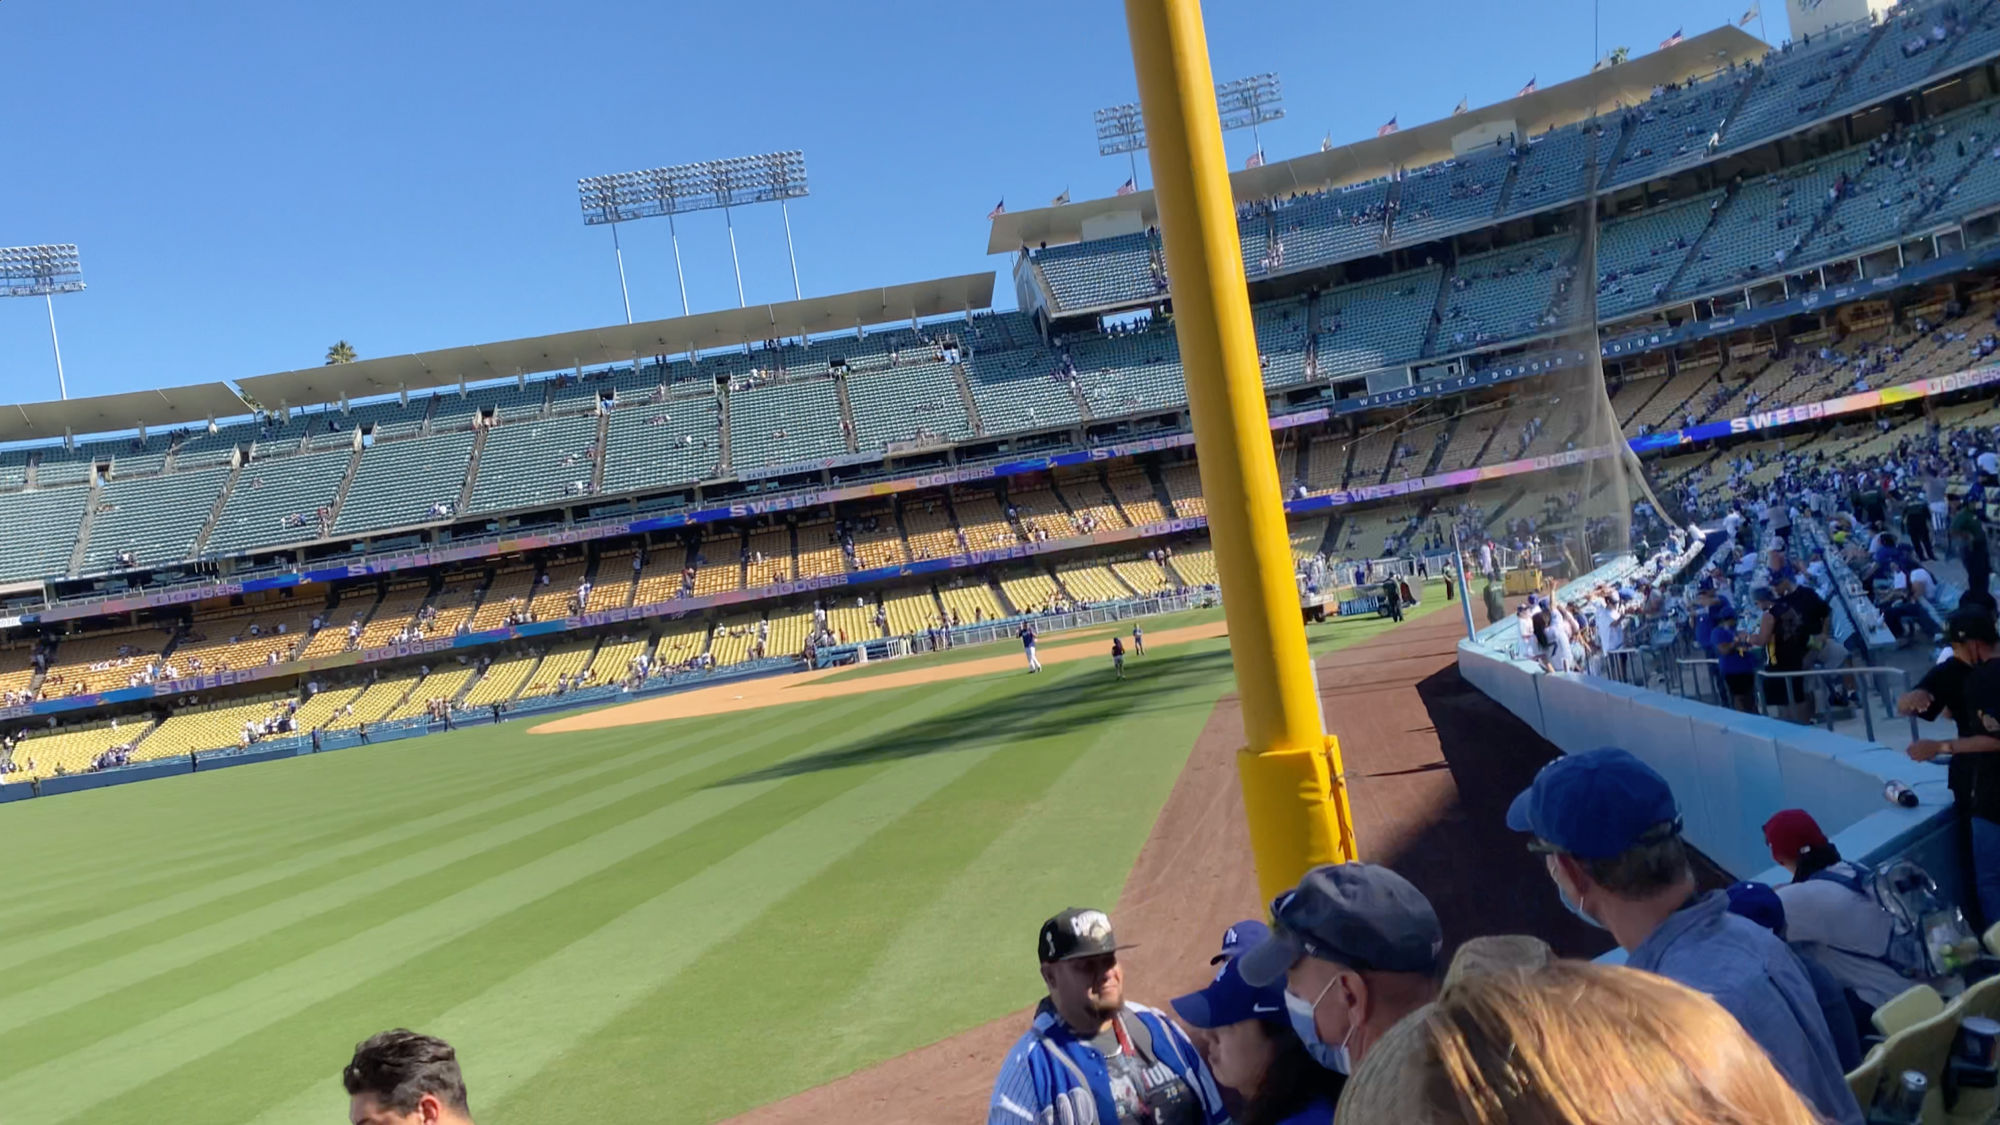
left=0, top=597, right=1447, bottom=1124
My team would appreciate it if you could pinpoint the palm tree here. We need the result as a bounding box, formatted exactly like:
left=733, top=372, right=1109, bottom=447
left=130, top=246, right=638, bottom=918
left=325, top=340, right=357, bottom=365
left=1609, top=45, right=1630, bottom=65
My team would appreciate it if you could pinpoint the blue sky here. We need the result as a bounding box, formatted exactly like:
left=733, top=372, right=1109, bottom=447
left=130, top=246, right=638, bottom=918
left=0, top=0, right=1782, bottom=403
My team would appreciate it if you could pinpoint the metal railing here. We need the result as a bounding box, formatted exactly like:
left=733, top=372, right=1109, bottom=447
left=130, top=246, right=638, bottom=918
left=1753, top=666, right=1918, bottom=743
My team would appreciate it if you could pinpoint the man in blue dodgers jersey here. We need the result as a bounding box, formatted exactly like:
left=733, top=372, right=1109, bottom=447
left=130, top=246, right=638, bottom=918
left=989, top=908, right=1228, bottom=1125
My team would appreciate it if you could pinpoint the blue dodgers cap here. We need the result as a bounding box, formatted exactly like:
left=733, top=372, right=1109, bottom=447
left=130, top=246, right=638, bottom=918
left=1724, top=881, right=1787, bottom=938
left=1212, top=918, right=1270, bottom=965
left=1171, top=956, right=1289, bottom=1029
left=1237, top=863, right=1443, bottom=987
left=1505, top=748, right=1683, bottom=860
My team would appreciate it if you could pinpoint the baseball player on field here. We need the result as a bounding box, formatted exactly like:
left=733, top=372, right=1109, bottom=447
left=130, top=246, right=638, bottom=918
left=1021, top=623, right=1042, bottom=673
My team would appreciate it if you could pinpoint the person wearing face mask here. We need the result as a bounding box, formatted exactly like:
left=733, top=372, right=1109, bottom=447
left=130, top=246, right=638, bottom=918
left=988, top=907, right=1228, bottom=1125
left=1506, top=747, right=1863, bottom=1125
left=1170, top=939, right=1342, bottom=1125
left=1235, top=863, right=1443, bottom=1079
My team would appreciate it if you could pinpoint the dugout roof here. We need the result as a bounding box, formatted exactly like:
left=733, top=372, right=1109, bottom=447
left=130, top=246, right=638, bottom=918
left=232, top=272, right=997, bottom=409
left=986, top=25, right=1768, bottom=254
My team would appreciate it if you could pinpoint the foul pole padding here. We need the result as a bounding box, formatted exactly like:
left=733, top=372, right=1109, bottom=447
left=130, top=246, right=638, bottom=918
left=1123, top=0, right=1358, bottom=903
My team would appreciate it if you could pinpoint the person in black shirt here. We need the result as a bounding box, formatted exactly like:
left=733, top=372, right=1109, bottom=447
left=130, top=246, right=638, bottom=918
left=1903, top=609, right=2000, bottom=927
left=1777, top=568, right=1833, bottom=719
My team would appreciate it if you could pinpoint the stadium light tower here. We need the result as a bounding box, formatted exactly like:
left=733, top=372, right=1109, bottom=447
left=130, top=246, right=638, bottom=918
left=0, top=244, right=86, bottom=400
left=1095, top=101, right=1149, bottom=193
left=1095, top=72, right=1285, bottom=191
left=578, top=150, right=810, bottom=316
left=1215, top=73, right=1286, bottom=160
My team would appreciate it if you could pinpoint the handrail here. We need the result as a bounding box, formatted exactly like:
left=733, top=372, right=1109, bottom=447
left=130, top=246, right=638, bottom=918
left=1754, top=665, right=1917, bottom=743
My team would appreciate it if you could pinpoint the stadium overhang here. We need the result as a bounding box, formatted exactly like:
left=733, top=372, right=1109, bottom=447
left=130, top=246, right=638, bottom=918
left=988, top=25, right=1767, bottom=254
left=232, top=272, right=996, bottom=409
left=0, top=383, right=254, bottom=444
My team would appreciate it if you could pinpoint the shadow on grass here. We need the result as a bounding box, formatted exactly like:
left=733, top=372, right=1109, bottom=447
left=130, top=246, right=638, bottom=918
left=707, top=645, right=1238, bottom=787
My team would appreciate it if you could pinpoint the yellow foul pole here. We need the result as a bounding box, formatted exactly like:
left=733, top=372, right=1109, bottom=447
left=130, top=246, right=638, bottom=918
left=1124, top=0, right=1358, bottom=902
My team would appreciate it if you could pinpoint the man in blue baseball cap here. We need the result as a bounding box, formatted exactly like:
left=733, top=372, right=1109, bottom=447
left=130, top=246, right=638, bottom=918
left=1235, top=863, right=1442, bottom=1078
left=1507, top=748, right=1863, bottom=1125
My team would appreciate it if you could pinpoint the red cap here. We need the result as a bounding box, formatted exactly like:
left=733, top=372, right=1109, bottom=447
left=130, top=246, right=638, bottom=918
left=1763, top=809, right=1829, bottom=864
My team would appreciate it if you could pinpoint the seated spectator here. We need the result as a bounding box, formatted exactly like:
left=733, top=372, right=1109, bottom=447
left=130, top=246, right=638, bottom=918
left=1761, top=809, right=1923, bottom=1009
left=988, top=908, right=1227, bottom=1125
left=1724, top=880, right=1866, bottom=1070
left=1335, top=960, right=1826, bottom=1125
left=1238, top=864, right=1442, bottom=1076
left=1506, top=748, right=1862, bottom=1124
left=1172, top=927, right=1342, bottom=1125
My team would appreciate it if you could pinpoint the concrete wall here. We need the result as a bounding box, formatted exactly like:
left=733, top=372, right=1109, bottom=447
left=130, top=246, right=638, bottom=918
left=1457, top=636, right=1955, bottom=881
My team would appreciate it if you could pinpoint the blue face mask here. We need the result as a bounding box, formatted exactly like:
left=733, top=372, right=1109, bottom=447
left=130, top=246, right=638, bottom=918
left=1549, top=857, right=1606, bottom=930
left=1283, top=976, right=1353, bottom=1074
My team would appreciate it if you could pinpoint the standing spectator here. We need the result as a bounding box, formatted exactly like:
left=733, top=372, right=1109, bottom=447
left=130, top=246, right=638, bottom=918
left=1237, top=864, right=1442, bottom=1076
left=1506, top=748, right=1862, bottom=1125
left=342, top=1028, right=477, bottom=1125
left=1902, top=609, right=2000, bottom=925
left=988, top=908, right=1227, bottom=1125
left=1953, top=493, right=1992, bottom=598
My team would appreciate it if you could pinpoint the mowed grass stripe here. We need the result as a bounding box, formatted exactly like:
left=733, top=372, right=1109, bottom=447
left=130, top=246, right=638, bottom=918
left=0, top=722, right=691, bottom=937
left=815, top=646, right=1237, bottom=1060
left=0, top=693, right=897, bottom=1052
left=0, top=726, right=605, bottom=905
left=0, top=701, right=846, bottom=989
left=496, top=642, right=1240, bottom=1123
left=9, top=680, right=991, bottom=1124
left=0, top=711, right=773, bottom=968
left=115, top=682, right=1002, bottom=1125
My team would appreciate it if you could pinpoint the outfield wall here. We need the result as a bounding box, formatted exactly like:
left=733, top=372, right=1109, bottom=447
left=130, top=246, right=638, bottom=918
left=1456, top=561, right=1959, bottom=888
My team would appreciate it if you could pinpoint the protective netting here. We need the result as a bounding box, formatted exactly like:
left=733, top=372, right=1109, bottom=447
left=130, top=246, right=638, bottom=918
left=1451, top=124, right=1679, bottom=580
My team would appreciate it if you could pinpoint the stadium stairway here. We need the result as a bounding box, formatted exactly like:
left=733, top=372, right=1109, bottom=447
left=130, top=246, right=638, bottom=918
left=64, top=478, right=100, bottom=578
left=190, top=461, right=241, bottom=556
left=1811, top=20, right=1890, bottom=121
left=832, top=375, right=860, bottom=454
left=1658, top=186, right=1735, bottom=299
left=455, top=427, right=487, bottom=513
left=589, top=410, right=610, bottom=493
left=951, top=359, right=985, bottom=436
left=323, top=445, right=363, bottom=530
left=716, top=385, right=734, bottom=475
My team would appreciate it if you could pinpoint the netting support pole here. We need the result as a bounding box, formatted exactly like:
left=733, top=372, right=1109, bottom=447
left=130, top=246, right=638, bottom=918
left=1125, top=0, right=1357, bottom=903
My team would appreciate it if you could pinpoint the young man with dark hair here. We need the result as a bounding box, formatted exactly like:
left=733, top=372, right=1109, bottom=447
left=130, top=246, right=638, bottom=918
left=343, top=1029, right=476, bottom=1125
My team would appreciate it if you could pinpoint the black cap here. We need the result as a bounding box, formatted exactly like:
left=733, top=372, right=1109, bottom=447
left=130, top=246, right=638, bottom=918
left=1238, top=863, right=1442, bottom=985
left=1945, top=609, right=2000, bottom=647
left=1038, top=907, right=1134, bottom=963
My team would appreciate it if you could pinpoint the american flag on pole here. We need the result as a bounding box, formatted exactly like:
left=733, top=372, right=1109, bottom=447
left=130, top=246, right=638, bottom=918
left=1245, top=150, right=1265, bottom=169
left=987, top=199, right=1005, bottom=220
left=1659, top=28, right=1683, bottom=48
left=1516, top=77, right=1537, bottom=98
left=1115, top=177, right=1137, bottom=196
left=1740, top=5, right=1759, bottom=25
left=1321, top=132, right=1333, bottom=152
left=1378, top=116, right=1399, bottom=137
left=1452, top=96, right=1469, bottom=116
left=1050, top=188, right=1070, bottom=207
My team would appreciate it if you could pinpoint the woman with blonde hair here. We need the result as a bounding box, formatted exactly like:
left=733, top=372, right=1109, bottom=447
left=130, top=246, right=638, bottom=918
left=1335, top=959, right=1828, bottom=1125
